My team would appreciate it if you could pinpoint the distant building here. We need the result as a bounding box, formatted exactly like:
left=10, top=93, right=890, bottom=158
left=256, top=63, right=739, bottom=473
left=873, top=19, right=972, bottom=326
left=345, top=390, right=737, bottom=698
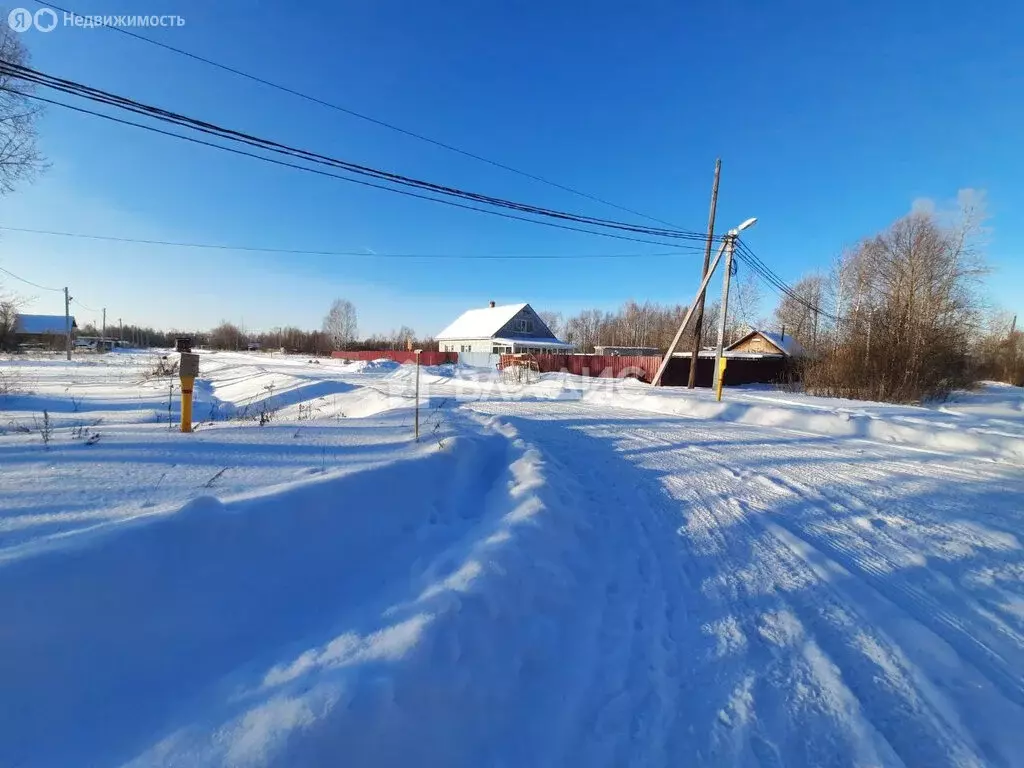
left=14, top=314, right=77, bottom=350
left=436, top=301, right=574, bottom=355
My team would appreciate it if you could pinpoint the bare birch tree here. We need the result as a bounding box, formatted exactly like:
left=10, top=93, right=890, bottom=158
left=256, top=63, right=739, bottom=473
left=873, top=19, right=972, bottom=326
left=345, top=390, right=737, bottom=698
left=537, top=311, right=563, bottom=339
left=0, top=24, right=47, bottom=195
left=322, top=299, right=358, bottom=349
left=773, top=273, right=825, bottom=350
left=0, top=293, right=21, bottom=351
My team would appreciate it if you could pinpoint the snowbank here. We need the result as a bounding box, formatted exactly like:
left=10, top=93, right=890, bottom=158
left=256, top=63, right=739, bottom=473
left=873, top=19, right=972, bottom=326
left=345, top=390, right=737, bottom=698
left=582, top=381, right=1024, bottom=465
left=0, top=422, right=527, bottom=766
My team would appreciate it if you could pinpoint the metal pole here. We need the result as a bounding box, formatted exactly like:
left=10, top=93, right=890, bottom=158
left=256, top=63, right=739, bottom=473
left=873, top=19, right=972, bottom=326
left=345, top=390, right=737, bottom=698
left=64, top=287, right=71, bottom=360
left=688, top=158, right=721, bottom=388
left=651, top=238, right=729, bottom=386
left=101, top=308, right=106, bottom=349
left=414, top=350, right=421, bottom=441
left=713, top=235, right=737, bottom=397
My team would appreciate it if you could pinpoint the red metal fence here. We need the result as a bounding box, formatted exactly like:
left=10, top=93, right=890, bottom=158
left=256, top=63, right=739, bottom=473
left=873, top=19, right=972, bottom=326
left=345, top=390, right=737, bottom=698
left=331, top=350, right=791, bottom=386
left=500, top=354, right=662, bottom=382
left=331, top=350, right=458, bottom=365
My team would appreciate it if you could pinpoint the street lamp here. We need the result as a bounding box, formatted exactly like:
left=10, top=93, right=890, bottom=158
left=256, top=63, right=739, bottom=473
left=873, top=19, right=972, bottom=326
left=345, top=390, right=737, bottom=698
left=713, top=218, right=757, bottom=399
left=650, top=216, right=758, bottom=387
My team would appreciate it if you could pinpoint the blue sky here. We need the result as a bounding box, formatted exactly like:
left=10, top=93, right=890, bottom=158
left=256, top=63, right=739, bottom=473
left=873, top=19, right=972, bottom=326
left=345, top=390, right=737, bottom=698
left=1, top=0, right=1021, bottom=337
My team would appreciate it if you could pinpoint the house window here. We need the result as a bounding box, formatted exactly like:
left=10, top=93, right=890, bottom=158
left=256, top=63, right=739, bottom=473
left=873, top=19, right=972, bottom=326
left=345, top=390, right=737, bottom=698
left=514, top=319, right=533, bottom=333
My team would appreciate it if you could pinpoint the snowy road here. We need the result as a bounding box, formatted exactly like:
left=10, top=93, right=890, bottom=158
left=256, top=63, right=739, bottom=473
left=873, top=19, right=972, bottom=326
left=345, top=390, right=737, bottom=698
left=463, top=401, right=1024, bottom=767
left=2, top=354, right=1023, bottom=766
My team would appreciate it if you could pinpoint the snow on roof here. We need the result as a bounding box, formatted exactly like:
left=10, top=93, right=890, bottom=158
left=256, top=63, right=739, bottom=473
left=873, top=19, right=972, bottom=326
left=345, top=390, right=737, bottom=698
left=16, top=314, right=77, bottom=334
left=725, top=329, right=806, bottom=357
left=436, top=303, right=528, bottom=340
left=758, top=331, right=806, bottom=357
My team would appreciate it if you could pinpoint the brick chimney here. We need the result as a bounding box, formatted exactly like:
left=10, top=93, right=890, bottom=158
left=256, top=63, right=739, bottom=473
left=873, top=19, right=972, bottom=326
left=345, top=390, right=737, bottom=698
left=489, top=300, right=496, bottom=308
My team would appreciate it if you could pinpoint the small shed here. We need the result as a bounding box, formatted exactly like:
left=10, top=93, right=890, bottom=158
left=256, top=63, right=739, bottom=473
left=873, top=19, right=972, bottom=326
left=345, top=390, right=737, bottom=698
left=726, top=329, right=806, bottom=358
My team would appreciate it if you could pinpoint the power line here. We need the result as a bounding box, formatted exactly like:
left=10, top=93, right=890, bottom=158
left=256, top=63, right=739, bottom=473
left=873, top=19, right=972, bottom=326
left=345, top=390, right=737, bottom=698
left=0, top=264, right=62, bottom=292
left=0, top=224, right=707, bottom=259
left=23, top=92, right=690, bottom=251
left=4, top=62, right=710, bottom=246
left=71, top=297, right=99, bottom=312
left=35, top=0, right=679, bottom=228
left=734, top=241, right=848, bottom=323
left=736, top=254, right=839, bottom=322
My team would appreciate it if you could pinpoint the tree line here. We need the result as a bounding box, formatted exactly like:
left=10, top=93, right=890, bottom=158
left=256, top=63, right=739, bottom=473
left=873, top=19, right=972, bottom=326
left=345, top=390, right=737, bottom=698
left=538, top=272, right=764, bottom=355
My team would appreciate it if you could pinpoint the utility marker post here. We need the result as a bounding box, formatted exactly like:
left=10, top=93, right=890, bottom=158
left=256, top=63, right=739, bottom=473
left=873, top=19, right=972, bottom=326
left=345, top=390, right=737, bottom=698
left=688, top=158, right=721, bottom=388
left=179, top=352, right=200, bottom=433
left=414, top=349, right=422, bottom=442
left=64, top=287, right=72, bottom=361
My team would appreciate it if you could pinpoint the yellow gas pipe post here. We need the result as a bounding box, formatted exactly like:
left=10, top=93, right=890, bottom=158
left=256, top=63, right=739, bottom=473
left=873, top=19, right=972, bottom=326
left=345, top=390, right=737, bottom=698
left=179, top=352, right=200, bottom=433
left=716, top=357, right=727, bottom=402
left=180, top=377, right=194, bottom=432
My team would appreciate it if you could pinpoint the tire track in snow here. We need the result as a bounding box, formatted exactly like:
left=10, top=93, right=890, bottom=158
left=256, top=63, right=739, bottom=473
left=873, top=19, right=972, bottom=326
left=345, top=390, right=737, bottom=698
left=627, top=426, right=982, bottom=764
left=485, top=408, right=891, bottom=762
left=756, top=471, right=1024, bottom=712
left=624, top=419, right=1024, bottom=765
left=552, top=411, right=1022, bottom=765
left=470, top=405, right=733, bottom=765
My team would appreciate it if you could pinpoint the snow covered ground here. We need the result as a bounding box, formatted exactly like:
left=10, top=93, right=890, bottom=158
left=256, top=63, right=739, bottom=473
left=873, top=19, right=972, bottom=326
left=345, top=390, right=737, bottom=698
left=1, top=350, right=1023, bottom=767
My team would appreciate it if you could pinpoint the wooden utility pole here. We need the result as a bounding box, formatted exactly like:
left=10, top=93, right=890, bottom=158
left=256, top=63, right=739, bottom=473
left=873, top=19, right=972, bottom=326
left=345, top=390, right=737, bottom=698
left=688, top=158, right=721, bottom=388
left=63, top=286, right=72, bottom=361
left=101, top=308, right=106, bottom=346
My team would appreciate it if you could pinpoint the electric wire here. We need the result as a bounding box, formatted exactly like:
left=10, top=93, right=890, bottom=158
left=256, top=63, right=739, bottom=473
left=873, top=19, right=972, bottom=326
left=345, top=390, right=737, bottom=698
left=0, top=224, right=707, bottom=259
left=0, top=264, right=62, bottom=292
left=1, top=62, right=712, bottom=244
left=35, top=0, right=680, bottom=228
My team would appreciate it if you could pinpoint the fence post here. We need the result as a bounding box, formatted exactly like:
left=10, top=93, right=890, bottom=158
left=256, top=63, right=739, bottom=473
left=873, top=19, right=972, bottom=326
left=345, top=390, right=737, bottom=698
left=414, top=349, right=422, bottom=441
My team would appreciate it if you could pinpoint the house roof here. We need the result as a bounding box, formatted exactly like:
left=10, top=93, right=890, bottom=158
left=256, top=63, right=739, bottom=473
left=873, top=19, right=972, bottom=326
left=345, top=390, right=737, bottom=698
left=436, top=302, right=529, bottom=340
left=492, top=337, right=575, bottom=349
left=16, top=314, right=77, bottom=334
left=726, top=329, right=806, bottom=357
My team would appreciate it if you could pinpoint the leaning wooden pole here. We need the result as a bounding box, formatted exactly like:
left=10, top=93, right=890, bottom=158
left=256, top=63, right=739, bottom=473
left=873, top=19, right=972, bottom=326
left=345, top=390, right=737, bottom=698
left=687, top=158, right=721, bottom=388
left=651, top=238, right=729, bottom=387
